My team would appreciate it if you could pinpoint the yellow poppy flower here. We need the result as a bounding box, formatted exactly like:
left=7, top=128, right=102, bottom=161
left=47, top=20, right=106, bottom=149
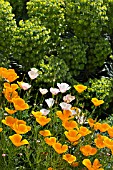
left=0, top=128, right=3, bottom=132
left=32, top=111, right=42, bottom=118
left=91, top=98, right=104, bottom=107
left=5, top=107, right=17, bottom=114
left=74, top=84, right=87, bottom=93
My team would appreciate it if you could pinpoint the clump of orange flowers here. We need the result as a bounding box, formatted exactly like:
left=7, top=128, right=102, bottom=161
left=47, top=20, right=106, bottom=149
left=0, top=67, right=112, bottom=169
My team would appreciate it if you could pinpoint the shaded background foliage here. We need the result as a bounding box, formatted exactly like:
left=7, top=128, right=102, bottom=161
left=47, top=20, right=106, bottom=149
left=1, top=0, right=113, bottom=117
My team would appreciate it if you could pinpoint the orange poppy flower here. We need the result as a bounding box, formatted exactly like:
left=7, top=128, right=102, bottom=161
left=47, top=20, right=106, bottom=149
left=80, top=145, right=97, bottom=156
left=36, top=116, right=51, bottom=126
left=52, top=142, right=68, bottom=154
left=99, top=123, right=110, bottom=133
left=2, top=116, right=17, bottom=128
left=107, top=126, right=113, bottom=138
left=64, top=130, right=81, bottom=142
left=4, top=69, right=19, bottom=82
left=4, top=83, right=18, bottom=91
left=78, top=126, right=91, bottom=136
left=0, top=67, right=8, bottom=78
left=91, top=98, right=104, bottom=107
left=0, top=128, right=3, bottom=132
left=94, top=134, right=107, bottom=149
left=3, top=89, right=19, bottom=102
left=94, top=122, right=110, bottom=132
left=56, top=110, right=73, bottom=121
left=12, top=98, right=29, bottom=111
left=103, top=137, right=113, bottom=155
left=32, top=111, right=42, bottom=118
left=5, top=107, right=17, bottom=114
left=73, top=84, right=87, bottom=93
left=39, top=130, right=51, bottom=137
left=9, top=134, right=29, bottom=147
left=82, top=159, right=104, bottom=170
left=71, top=162, right=79, bottom=167
left=94, top=122, right=101, bottom=131
left=63, top=154, right=76, bottom=164
left=44, top=137, right=57, bottom=146
left=103, top=137, right=113, bottom=149
left=48, top=168, right=53, bottom=170
left=62, top=120, right=78, bottom=130
left=88, top=118, right=96, bottom=128
left=12, top=120, right=31, bottom=134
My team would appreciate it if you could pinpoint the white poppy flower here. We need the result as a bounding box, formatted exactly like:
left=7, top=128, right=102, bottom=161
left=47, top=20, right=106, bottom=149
left=45, top=98, right=54, bottom=108
left=39, top=88, right=48, bottom=95
left=28, top=68, right=39, bottom=79
left=17, top=81, right=31, bottom=90
left=50, top=87, right=60, bottom=95
left=63, top=94, right=75, bottom=103
left=59, top=102, right=72, bottom=110
left=57, top=83, right=71, bottom=93
left=40, top=109, right=50, bottom=116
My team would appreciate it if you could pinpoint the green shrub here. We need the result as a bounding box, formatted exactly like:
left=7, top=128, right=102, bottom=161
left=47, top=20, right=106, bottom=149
left=84, top=77, right=113, bottom=117
left=8, top=0, right=25, bottom=21
left=1, top=0, right=113, bottom=83
left=0, top=0, right=16, bottom=67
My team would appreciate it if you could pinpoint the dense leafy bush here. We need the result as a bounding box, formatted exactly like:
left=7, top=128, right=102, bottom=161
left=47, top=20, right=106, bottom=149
left=0, top=0, right=16, bottom=67
left=1, top=0, right=113, bottom=80
left=84, top=77, right=113, bottom=117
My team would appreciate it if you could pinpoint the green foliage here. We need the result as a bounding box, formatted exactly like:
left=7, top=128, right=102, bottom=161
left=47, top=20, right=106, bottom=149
left=8, top=0, right=26, bottom=21
left=38, top=55, right=71, bottom=84
left=1, top=0, right=113, bottom=82
left=65, top=0, right=111, bottom=72
left=12, top=19, right=50, bottom=68
left=0, top=0, right=16, bottom=66
left=84, top=77, right=113, bottom=116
